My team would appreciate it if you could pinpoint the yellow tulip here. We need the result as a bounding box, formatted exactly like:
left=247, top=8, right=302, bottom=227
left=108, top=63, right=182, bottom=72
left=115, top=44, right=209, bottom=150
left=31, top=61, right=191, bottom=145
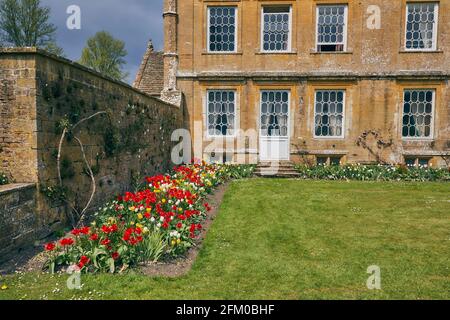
left=171, top=240, right=176, bottom=246
left=129, top=206, right=136, bottom=211
left=162, top=199, right=167, bottom=204
left=1, top=284, right=7, bottom=290
left=146, top=207, right=152, bottom=213
left=137, top=213, right=143, bottom=220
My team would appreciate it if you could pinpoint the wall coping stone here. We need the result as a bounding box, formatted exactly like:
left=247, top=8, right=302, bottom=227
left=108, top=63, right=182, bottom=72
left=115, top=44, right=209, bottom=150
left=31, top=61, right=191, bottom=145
left=0, top=183, right=36, bottom=196
left=0, top=47, right=179, bottom=108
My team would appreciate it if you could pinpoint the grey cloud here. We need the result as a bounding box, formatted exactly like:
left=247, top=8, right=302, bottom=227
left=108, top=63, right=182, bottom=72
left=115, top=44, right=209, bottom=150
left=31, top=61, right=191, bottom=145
left=41, top=0, right=164, bottom=83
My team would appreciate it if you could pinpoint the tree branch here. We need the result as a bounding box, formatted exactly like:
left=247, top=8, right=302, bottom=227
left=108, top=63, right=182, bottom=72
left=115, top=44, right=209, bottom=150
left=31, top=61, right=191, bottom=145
left=55, top=111, right=108, bottom=228
left=73, top=136, right=96, bottom=227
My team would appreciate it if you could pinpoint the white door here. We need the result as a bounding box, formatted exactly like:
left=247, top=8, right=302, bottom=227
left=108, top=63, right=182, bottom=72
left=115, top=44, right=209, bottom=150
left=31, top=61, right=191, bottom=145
left=259, top=90, right=290, bottom=161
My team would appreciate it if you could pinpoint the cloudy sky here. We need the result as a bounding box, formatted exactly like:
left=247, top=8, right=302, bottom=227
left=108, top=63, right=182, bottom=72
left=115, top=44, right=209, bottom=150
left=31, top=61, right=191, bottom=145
left=41, top=0, right=164, bottom=83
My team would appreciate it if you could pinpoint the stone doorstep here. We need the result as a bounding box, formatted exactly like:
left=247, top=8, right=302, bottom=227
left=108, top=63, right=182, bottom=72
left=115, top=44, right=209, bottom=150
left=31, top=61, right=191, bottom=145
left=255, top=170, right=300, bottom=175
left=255, top=161, right=301, bottom=177
left=257, top=165, right=297, bottom=170
left=255, top=167, right=299, bottom=172
left=258, top=173, right=302, bottom=178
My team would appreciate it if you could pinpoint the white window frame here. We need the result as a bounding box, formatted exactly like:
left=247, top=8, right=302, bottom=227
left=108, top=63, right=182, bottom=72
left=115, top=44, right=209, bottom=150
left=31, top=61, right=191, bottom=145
left=207, top=6, right=238, bottom=53
left=404, top=2, right=439, bottom=52
left=313, top=89, right=346, bottom=139
left=259, top=90, right=291, bottom=138
left=315, top=4, right=348, bottom=52
left=260, top=6, right=293, bottom=53
left=401, top=89, right=436, bottom=140
left=205, top=89, right=238, bottom=138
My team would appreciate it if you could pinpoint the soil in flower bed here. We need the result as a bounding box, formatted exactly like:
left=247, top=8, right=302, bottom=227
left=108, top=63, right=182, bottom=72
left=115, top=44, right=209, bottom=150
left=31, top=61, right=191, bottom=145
left=139, top=182, right=229, bottom=277
left=0, top=239, right=55, bottom=275
left=0, top=182, right=230, bottom=277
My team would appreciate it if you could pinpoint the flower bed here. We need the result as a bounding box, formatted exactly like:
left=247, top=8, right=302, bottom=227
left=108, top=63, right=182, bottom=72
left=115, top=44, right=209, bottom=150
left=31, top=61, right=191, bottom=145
left=44, top=163, right=255, bottom=273
left=295, top=164, right=450, bottom=182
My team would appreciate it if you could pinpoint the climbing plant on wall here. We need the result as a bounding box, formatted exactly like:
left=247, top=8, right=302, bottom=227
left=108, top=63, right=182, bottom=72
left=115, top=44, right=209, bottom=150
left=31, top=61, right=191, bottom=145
left=356, top=130, right=394, bottom=165
left=39, top=73, right=178, bottom=228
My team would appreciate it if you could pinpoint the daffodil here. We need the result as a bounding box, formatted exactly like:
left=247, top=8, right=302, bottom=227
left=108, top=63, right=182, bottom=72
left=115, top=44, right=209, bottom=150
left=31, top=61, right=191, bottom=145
left=1, top=284, right=8, bottom=290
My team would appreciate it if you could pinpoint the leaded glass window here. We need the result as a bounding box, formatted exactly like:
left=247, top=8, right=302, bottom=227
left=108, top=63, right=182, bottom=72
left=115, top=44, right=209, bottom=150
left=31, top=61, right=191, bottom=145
left=208, top=7, right=237, bottom=52
left=260, top=91, right=289, bottom=137
left=402, top=90, right=434, bottom=138
left=314, top=90, right=345, bottom=137
left=406, top=3, right=438, bottom=50
left=207, top=90, right=236, bottom=136
left=262, top=7, right=291, bottom=52
left=316, top=5, right=347, bottom=52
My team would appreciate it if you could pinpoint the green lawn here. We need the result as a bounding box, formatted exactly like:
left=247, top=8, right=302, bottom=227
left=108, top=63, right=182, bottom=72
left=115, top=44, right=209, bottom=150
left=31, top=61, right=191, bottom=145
left=1, top=179, right=450, bottom=300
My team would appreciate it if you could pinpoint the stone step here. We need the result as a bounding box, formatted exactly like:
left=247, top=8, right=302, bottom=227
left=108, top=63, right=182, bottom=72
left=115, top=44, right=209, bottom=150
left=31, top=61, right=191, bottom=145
left=255, top=160, right=300, bottom=177
left=255, top=170, right=300, bottom=175
left=257, top=161, right=295, bottom=166
left=256, top=172, right=300, bottom=176
left=255, top=161, right=300, bottom=177
left=256, top=167, right=297, bottom=171
left=255, top=166, right=298, bottom=171
left=257, top=172, right=302, bottom=178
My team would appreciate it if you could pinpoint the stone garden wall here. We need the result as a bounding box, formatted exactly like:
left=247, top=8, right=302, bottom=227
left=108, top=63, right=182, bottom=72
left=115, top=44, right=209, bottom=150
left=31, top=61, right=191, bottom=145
left=0, top=183, right=37, bottom=262
left=0, top=48, right=182, bottom=262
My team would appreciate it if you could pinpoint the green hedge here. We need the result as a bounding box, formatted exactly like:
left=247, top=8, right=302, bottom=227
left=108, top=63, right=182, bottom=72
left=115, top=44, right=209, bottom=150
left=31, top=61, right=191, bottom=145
left=295, top=164, right=450, bottom=182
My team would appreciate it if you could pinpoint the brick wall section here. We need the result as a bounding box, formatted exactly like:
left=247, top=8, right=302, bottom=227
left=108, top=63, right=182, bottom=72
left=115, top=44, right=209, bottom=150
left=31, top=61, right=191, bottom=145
left=0, top=48, right=182, bottom=258
left=133, top=41, right=164, bottom=96
left=0, top=183, right=37, bottom=263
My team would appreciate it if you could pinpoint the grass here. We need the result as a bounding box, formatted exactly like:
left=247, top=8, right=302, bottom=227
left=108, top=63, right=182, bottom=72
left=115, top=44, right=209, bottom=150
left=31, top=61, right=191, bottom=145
left=1, top=179, right=449, bottom=300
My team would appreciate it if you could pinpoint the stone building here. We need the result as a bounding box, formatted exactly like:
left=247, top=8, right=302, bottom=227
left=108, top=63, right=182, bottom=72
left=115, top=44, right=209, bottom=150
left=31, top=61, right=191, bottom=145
left=134, top=40, right=164, bottom=97
left=137, top=0, right=450, bottom=166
